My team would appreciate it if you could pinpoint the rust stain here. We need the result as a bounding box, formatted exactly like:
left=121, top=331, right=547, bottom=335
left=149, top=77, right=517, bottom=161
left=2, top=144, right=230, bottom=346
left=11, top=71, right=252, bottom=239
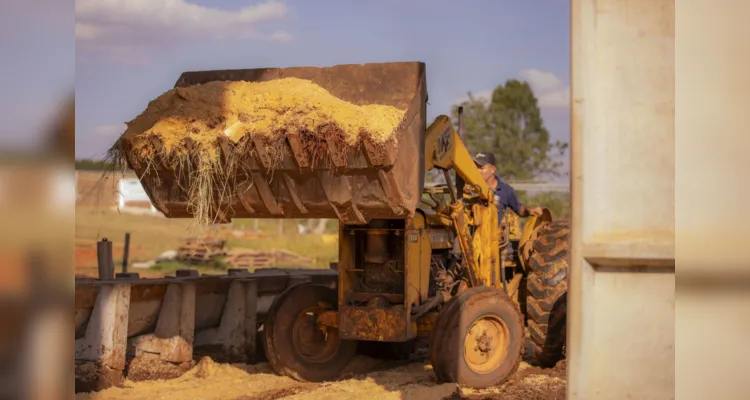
left=338, top=306, right=412, bottom=342
left=416, top=312, right=437, bottom=336
left=316, top=310, right=339, bottom=328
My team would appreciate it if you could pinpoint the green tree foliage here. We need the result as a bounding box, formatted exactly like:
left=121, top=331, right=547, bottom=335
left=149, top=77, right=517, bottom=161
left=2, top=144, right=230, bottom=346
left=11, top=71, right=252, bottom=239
left=452, top=79, right=568, bottom=180
left=75, top=159, right=114, bottom=171
left=75, top=158, right=133, bottom=171
left=518, top=191, right=571, bottom=219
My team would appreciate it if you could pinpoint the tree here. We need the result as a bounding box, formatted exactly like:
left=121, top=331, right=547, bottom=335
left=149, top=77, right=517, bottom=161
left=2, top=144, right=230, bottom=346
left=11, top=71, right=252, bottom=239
left=75, top=158, right=117, bottom=171
left=452, top=79, right=568, bottom=180
left=519, top=191, right=571, bottom=219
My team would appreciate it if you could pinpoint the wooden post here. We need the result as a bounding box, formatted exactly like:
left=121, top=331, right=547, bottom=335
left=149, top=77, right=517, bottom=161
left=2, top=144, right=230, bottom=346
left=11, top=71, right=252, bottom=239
left=97, top=239, right=114, bottom=280
left=122, top=233, right=131, bottom=274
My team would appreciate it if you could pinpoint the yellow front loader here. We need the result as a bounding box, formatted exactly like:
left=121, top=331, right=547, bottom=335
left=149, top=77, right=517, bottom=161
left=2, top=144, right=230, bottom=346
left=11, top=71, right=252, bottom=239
left=125, top=61, right=570, bottom=389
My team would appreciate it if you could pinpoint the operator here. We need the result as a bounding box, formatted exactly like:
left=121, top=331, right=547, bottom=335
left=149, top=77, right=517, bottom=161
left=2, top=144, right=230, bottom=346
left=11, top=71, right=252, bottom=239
left=471, top=152, right=543, bottom=260
left=471, top=152, right=543, bottom=219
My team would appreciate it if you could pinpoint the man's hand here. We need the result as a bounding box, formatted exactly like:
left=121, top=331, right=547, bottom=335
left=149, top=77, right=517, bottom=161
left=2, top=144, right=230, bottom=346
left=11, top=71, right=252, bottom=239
left=529, top=207, right=544, bottom=217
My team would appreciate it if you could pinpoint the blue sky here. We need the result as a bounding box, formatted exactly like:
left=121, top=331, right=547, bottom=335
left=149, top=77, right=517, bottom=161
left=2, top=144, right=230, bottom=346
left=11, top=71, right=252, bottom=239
left=75, top=0, right=570, bottom=175
left=0, top=0, right=75, bottom=151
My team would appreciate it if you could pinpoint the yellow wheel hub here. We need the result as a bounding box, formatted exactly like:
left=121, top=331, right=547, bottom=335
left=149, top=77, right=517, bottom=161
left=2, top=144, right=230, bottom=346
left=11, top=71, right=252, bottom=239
left=463, top=315, right=510, bottom=374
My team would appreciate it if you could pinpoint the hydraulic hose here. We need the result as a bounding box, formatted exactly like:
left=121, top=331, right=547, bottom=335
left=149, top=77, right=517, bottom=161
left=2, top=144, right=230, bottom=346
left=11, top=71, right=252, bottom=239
left=500, top=230, right=509, bottom=295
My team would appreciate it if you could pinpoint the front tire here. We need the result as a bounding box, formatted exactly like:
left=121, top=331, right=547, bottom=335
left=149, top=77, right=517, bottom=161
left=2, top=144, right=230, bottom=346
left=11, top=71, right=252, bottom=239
left=264, top=283, right=356, bottom=382
left=430, top=287, right=524, bottom=389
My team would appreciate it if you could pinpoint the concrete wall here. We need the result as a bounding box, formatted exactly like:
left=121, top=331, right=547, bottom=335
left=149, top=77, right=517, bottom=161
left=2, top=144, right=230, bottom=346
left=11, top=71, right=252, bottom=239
left=569, top=1, right=675, bottom=399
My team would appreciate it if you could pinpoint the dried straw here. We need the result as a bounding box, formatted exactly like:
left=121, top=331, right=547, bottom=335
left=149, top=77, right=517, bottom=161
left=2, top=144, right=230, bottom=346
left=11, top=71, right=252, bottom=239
left=106, top=78, right=407, bottom=227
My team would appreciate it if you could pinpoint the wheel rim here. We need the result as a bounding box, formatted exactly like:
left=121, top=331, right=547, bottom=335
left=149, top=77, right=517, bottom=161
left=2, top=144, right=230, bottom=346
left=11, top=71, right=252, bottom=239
left=463, top=315, right=510, bottom=374
left=291, top=304, right=340, bottom=364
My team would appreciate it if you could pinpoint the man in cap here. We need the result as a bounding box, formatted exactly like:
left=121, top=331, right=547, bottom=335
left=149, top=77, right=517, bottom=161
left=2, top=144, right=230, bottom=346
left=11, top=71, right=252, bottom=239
left=470, top=152, right=544, bottom=262
left=472, top=152, right=544, bottom=220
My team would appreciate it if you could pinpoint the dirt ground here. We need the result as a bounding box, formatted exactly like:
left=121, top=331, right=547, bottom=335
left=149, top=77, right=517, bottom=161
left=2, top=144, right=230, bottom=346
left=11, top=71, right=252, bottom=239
left=76, top=355, right=565, bottom=400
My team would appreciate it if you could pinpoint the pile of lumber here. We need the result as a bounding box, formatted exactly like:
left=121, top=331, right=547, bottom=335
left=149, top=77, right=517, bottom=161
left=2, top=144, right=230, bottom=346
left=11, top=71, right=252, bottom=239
left=176, top=237, right=227, bottom=263
left=224, top=249, right=312, bottom=270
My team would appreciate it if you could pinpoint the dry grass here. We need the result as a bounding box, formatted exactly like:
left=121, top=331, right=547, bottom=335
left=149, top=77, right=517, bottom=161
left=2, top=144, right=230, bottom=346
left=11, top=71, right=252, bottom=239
left=106, top=78, right=407, bottom=227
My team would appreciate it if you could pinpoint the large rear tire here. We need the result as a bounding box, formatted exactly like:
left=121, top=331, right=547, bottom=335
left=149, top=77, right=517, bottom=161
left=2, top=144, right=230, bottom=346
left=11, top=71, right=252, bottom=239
left=264, top=283, right=356, bottom=382
left=525, top=219, right=570, bottom=367
left=430, top=287, right=524, bottom=389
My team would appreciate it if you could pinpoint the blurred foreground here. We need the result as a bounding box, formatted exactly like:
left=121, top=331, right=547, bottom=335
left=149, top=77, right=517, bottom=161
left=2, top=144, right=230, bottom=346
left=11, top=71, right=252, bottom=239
left=0, top=95, right=74, bottom=399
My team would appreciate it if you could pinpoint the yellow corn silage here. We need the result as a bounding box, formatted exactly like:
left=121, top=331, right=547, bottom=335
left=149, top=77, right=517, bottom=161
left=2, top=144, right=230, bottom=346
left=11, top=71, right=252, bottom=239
left=106, top=78, right=407, bottom=226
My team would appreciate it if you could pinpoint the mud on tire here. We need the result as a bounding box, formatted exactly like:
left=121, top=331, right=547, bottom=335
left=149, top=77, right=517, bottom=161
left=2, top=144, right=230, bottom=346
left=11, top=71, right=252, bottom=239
left=525, top=219, right=570, bottom=367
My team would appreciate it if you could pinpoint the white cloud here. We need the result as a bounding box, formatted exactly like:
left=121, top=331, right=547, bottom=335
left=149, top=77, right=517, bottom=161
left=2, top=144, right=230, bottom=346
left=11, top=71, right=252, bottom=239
left=519, top=70, right=561, bottom=92
left=519, top=69, right=570, bottom=108
left=76, top=0, right=291, bottom=62
left=455, top=69, right=570, bottom=108
left=93, top=123, right=127, bottom=136
left=536, top=87, right=570, bottom=108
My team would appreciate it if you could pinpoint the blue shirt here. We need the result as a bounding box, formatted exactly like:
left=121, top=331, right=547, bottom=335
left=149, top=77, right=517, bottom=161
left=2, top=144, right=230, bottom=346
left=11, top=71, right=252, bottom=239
left=493, top=175, right=522, bottom=218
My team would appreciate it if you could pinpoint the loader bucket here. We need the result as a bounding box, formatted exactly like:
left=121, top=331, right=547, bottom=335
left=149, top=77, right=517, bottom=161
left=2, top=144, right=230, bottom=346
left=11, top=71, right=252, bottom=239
left=122, top=62, right=427, bottom=225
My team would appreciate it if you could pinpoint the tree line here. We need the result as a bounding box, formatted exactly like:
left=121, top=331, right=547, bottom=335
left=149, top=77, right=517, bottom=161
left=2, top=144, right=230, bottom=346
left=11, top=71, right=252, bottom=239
left=75, top=159, right=118, bottom=171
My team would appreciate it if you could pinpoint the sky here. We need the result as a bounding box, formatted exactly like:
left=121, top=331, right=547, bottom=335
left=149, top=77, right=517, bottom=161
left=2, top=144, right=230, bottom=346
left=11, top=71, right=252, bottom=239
left=0, top=0, right=75, bottom=152
left=73, top=0, right=570, bottom=176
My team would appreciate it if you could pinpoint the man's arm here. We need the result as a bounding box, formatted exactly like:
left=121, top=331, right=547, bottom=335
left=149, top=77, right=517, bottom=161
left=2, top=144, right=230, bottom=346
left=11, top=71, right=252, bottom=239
left=506, top=184, right=542, bottom=218
left=505, top=185, right=526, bottom=216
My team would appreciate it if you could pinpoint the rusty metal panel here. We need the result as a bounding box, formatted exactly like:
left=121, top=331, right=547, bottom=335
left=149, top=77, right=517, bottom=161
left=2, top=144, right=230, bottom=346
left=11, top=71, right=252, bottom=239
left=125, top=62, right=427, bottom=225
left=338, top=306, right=416, bottom=342
left=416, top=312, right=437, bottom=336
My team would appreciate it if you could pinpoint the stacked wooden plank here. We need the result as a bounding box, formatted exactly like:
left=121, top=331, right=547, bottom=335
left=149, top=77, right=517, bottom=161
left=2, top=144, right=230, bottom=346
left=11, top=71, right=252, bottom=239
left=224, top=249, right=312, bottom=270
left=176, top=237, right=227, bottom=263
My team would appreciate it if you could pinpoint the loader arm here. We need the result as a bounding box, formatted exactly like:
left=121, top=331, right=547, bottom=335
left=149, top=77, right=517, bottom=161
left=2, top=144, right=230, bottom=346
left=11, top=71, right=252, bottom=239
left=424, top=115, right=500, bottom=289
left=425, top=115, right=490, bottom=200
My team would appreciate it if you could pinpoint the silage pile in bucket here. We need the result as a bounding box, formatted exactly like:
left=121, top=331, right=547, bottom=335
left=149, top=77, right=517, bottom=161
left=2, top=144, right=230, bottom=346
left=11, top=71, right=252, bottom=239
left=106, top=77, right=407, bottom=226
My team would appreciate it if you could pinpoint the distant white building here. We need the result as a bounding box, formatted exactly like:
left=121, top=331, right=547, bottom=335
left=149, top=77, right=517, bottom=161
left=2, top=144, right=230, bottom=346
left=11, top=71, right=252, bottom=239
left=117, top=177, right=160, bottom=215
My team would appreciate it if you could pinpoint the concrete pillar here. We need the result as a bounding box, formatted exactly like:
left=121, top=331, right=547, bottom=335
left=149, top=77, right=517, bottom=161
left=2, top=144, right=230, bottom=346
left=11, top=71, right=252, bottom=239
left=130, top=282, right=196, bottom=362
left=194, top=278, right=258, bottom=363
left=675, top=1, right=750, bottom=399
left=570, top=0, right=675, bottom=399
left=74, top=284, right=131, bottom=392
left=127, top=282, right=197, bottom=381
